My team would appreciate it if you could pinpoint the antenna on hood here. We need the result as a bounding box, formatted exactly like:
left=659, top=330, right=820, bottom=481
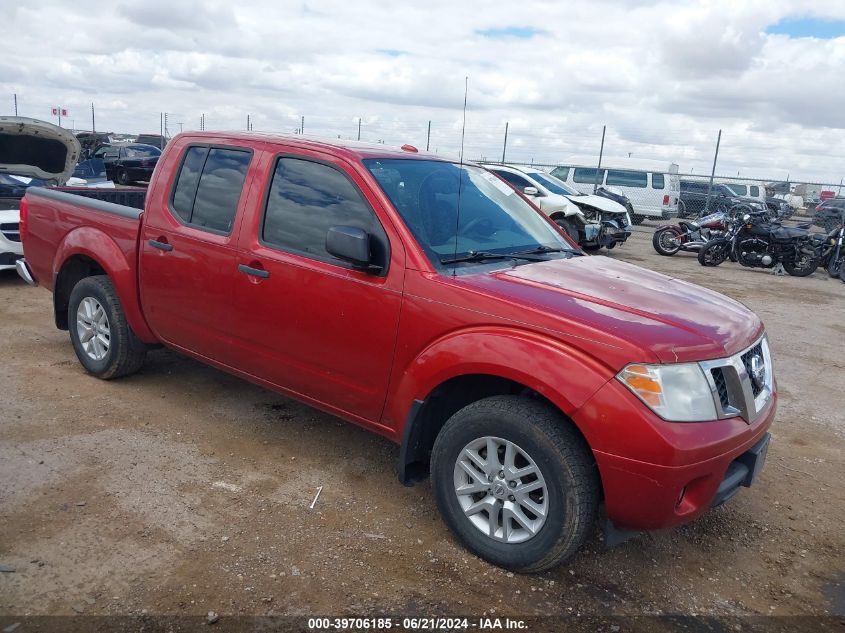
left=452, top=76, right=468, bottom=276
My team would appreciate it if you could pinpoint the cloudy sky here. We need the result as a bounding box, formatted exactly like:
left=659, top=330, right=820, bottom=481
left=4, top=0, right=845, bottom=183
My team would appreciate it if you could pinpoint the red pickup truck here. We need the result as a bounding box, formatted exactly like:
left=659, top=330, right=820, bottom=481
left=16, top=131, right=776, bottom=572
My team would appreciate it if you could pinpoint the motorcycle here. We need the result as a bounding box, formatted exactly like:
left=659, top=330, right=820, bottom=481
left=652, top=210, right=727, bottom=256
left=697, top=210, right=821, bottom=276
left=818, top=209, right=845, bottom=278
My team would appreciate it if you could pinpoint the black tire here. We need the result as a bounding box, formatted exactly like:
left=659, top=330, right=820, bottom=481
left=677, top=200, right=687, bottom=218
left=605, top=241, right=616, bottom=250
left=826, top=256, right=842, bottom=279
left=698, top=238, right=730, bottom=267
left=783, top=254, right=820, bottom=277
left=68, top=275, right=147, bottom=379
left=555, top=218, right=580, bottom=244
left=652, top=227, right=681, bottom=256
left=430, top=395, right=600, bottom=573
left=117, top=169, right=130, bottom=185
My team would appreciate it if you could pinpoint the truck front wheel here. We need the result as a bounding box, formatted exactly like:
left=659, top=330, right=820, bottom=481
left=431, top=396, right=599, bottom=572
left=68, top=275, right=146, bottom=379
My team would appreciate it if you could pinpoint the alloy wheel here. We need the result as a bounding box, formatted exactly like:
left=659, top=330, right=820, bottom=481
left=453, top=436, right=548, bottom=544
left=76, top=297, right=111, bottom=361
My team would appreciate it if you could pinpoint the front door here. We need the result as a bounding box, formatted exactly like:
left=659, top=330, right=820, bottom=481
left=231, top=150, right=404, bottom=424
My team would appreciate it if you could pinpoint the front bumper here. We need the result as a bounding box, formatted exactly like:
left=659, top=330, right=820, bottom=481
left=15, top=258, right=37, bottom=285
left=572, top=378, right=776, bottom=531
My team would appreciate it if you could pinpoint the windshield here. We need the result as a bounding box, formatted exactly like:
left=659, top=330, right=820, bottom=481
left=526, top=171, right=581, bottom=196
left=364, top=159, right=573, bottom=268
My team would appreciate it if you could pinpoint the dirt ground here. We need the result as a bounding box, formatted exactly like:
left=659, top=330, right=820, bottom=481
left=0, top=222, right=843, bottom=621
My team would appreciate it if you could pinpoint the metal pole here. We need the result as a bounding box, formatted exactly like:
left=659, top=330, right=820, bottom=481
left=301, top=115, right=304, bottom=135
left=426, top=120, right=431, bottom=151
left=91, top=103, right=95, bottom=134
left=58, top=108, right=61, bottom=127
left=593, top=125, right=606, bottom=194
left=14, top=93, right=17, bottom=115
left=160, top=113, right=163, bottom=142
left=502, top=121, right=509, bottom=163
left=704, top=129, right=722, bottom=214
left=357, top=117, right=361, bottom=141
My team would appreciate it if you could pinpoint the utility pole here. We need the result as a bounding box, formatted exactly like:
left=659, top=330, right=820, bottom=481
left=91, top=103, right=95, bottom=134
left=13, top=93, right=17, bottom=116
left=300, top=115, right=305, bottom=135
left=426, top=120, right=431, bottom=151
left=177, top=122, right=183, bottom=133
left=594, top=125, right=606, bottom=194
left=160, top=113, right=163, bottom=142
left=704, top=129, right=722, bottom=214
left=247, top=114, right=250, bottom=131
left=200, top=113, right=205, bottom=131
left=501, top=121, right=509, bottom=163
left=357, top=117, right=362, bottom=141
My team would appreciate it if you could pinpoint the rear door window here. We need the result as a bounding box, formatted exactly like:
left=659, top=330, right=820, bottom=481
left=651, top=173, right=665, bottom=189
left=573, top=168, right=604, bottom=184
left=169, top=146, right=251, bottom=234
left=750, top=185, right=760, bottom=197
left=606, top=170, right=647, bottom=188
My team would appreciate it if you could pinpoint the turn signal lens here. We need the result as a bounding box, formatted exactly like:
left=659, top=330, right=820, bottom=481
left=617, top=362, right=717, bottom=422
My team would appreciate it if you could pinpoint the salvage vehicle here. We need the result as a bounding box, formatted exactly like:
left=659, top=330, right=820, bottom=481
left=679, top=181, right=764, bottom=218
left=16, top=132, right=776, bottom=572
left=550, top=159, right=680, bottom=224
left=0, top=117, right=82, bottom=271
left=93, top=143, right=161, bottom=185
left=482, top=163, right=631, bottom=249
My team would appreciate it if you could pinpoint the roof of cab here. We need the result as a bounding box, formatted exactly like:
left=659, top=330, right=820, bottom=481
left=172, top=131, right=452, bottom=163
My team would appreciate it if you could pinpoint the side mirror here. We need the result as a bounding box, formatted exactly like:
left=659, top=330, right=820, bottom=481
left=326, top=226, right=374, bottom=270
left=523, top=186, right=539, bottom=196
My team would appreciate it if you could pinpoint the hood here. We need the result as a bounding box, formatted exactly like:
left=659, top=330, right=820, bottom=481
left=462, top=256, right=763, bottom=365
left=566, top=193, right=627, bottom=214
left=0, top=117, right=81, bottom=185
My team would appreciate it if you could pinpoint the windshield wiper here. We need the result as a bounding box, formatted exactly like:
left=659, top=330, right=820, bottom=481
left=512, top=245, right=581, bottom=256
left=440, top=250, right=552, bottom=265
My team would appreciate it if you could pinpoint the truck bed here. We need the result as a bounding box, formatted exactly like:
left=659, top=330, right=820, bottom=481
left=23, top=186, right=144, bottom=294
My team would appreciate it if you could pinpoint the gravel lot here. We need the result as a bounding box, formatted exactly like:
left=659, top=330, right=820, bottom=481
left=0, top=222, right=843, bottom=620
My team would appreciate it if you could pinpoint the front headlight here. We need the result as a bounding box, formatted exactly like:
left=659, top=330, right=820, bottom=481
left=616, top=363, right=717, bottom=422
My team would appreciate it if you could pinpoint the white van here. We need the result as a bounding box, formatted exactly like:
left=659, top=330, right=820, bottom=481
left=721, top=181, right=766, bottom=205
left=549, top=158, right=680, bottom=223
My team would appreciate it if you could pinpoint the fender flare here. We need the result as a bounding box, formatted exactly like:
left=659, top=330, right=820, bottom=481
left=391, top=327, right=613, bottom=483
left=53, top=226, right=157, bottom=342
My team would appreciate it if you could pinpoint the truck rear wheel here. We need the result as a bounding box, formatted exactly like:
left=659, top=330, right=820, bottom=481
left=68, top=275, right=146, bottom=379
left=430, top=396, right=599, bottom=573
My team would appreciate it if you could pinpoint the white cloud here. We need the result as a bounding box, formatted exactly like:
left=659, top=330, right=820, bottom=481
left=3, top=0, right=845, bottom=182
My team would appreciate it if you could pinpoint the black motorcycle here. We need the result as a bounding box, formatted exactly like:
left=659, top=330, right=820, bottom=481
left=698, top=210, right=820, bottom=277
left=818, top=209, right=845, bottom=279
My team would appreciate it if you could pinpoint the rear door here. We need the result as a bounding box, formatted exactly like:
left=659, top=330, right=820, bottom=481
left=230, top=149, right=404, bottom=423
left=139, top=143, right=255, bottom=364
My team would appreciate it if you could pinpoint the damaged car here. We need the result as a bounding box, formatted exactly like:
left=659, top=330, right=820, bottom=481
left=483, top=163, right=631, bottom=250
left=0, top=116, right=81, bottom=271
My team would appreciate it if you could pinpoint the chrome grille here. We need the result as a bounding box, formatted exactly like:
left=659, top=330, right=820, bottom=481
left=741, top=342, right=765, bottom=397
left=1, top=222, right=20, bottom=243
left=710, top=367, right=730, bottom=410
left=700, top=336, right=773, bottom=423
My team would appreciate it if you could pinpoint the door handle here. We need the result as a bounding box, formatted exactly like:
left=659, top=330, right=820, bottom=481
left=238, top=264, right=269, bottom=279
left=148, top=239, right=173, bottom=252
